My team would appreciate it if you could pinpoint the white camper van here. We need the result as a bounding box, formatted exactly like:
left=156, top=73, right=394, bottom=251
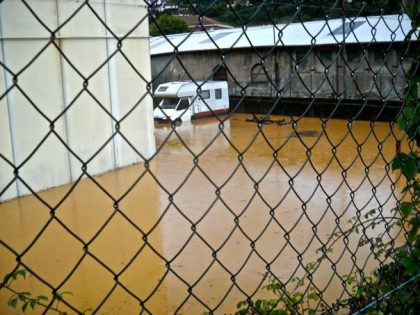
left=153, top=81, right=229, bottom=122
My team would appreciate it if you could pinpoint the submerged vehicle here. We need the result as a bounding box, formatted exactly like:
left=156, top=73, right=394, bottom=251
left=153, top=81, right=229, bottom=122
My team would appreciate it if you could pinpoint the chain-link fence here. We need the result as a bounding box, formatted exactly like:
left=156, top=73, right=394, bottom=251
left=0, top=0, right=419, bottom=314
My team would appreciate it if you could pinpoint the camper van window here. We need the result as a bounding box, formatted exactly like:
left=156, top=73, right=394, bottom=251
left=160, top=98, right=179, bottom=109
left=158, top=86, right=168, bottom=92
left=177, top=98, right=189, bottom=110
left=215, top=89, right=222, bottom=99
left=199, top=90, right=210, bottom=99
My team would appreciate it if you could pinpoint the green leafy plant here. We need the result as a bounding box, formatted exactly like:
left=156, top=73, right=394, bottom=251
left=340, top=57, right=419, bottom=315
left=231, top=1, right=419, bottom=314
left=3, top=268, right=51, bottom=313
left=3, top=267, right=93, bottom=314
left=338, top=0, right=419, bottom=312
left=234, top=273, right=324, bottom=315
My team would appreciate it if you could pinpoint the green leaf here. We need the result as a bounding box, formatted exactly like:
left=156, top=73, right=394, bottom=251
left=402, top=256, right=418, bottom=274
left=8, top=296, right=18, bottom=308
left=255, top=299, right=262, bottom=311
left=308, top=292, right=320, bottom=301
left=37, top=295, right=49, bottom=301
left=400, top=202, right=413, bottom=217
left=402, top=158, right=417, bottom=180
left=346, top=275, right=355, bottom=285
left=392, top=154, right=404, bottom=171
left=292, top=293, right=303, bottom=304
left=305, top=262, right=316, bottom=271
left=393, top=152, right=419, bottom=180
left=3, top=273, right=12, bottom=283
left=407, top=228, right=418, bottom=244
left=18, top=292, right=31, bottom=302
left=265, top=281, right=282, bottom=293
left=401, top=185, right=411, bottom=193
left=30, top=299, right=37, bottom=310
left=17, top=269, right=27, bottom=279
left=236, top=300, right=246, bottom=309
left=397, top=109, right=412, bottom=132
left=22, top=301, right=29, bottom=312
left=406, top=0, right=418, bottom=21
left=271, top=310, right=288, bottom=315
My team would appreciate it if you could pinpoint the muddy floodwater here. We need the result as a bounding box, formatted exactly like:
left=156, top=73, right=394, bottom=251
left=0, top=114, right=407, bottom=314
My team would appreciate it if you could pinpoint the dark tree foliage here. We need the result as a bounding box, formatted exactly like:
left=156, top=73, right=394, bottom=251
left=169, top=0, right=402, bottom=26
left=150, top=13, right=189, bottom=36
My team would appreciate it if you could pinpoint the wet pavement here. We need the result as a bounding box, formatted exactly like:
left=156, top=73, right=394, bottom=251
left=0, top=114, right=406, bottom=314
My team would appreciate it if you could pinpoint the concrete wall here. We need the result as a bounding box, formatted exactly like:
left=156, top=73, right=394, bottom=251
left=151, top=44, right=406, bottom=101
left=0, top=0, right=155, bottom=201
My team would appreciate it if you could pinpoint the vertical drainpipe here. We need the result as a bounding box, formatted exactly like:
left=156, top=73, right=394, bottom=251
left=342, top=0, right=351, bottom=99
left=0, top=7, right=20, bottom=197
left=103, top=0, right=118, bottom=169
left=55, top=0, right=74, bottom=182
left=273, top=24, right=279, bottom=94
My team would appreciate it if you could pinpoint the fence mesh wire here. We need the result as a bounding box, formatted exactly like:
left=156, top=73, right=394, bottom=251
left=0, top=0, right=419, bottom=314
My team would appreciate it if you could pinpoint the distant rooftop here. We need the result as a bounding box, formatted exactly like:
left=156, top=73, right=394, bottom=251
left=150, top=14, right=419, bottom=56
left=177, top=15, right=233, bottom=32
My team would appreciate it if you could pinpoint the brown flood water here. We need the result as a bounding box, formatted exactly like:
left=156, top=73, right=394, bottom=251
left=0, top=114, right=407, bottom=314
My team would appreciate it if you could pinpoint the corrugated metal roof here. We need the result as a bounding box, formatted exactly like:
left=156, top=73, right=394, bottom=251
left=150, top=14, right=418, bottom=56
left=177, top=15, right=233, bottom=29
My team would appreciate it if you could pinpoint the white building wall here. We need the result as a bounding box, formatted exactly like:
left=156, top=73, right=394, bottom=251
left=0, top=0, right=155, bottom=201
left=0, top=43, right=18, bottom=201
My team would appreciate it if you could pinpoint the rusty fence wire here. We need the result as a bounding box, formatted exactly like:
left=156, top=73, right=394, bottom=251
left=0, top=0, right=419, bottom=314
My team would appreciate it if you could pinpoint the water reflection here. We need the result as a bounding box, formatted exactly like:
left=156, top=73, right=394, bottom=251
left=0, top=114, right=405, bottom=314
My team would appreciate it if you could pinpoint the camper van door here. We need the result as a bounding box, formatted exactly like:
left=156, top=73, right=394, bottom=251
left=177, top=98, right=192, bottom=120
